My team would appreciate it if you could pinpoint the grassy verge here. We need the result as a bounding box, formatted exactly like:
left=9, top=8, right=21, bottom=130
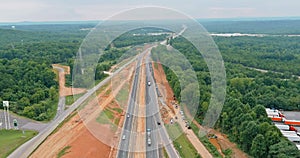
left=115, top=85, right=129, bottom=108
left=57, top=146, right=71, bottom=158
left=0, top=130, right=38, bottom=158
left=165, top=123, right=199, bottom=158
left=190, top=122, right=222, bottom=158
left=65, top=93, right=85, bottom=106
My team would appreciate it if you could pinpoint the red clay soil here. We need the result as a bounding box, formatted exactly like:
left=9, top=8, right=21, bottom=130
left=30, top=113, right=111, bottom=158
left=152, top=62, right=175, bottom=115
left=208, top=129, right=249, bottom=158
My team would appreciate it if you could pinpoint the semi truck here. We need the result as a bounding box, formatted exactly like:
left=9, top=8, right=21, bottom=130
left=275, top=124, right=297, bottom=132
left=266, top=108, right=285, bottom=118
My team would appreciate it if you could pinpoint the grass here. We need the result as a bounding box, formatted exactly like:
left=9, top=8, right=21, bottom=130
left=65, top=93, right=85, bottom=106
left=165, top=123, right=182, bottom=140
left=162, top=147, right=169, bottom=158
left=115, top=85, right=129, bottom=108
left=96, top=109, right=114, bottom=124
left=57, top=146, right=71, bottom=158
left=0, top=130, right=38, bottom=158
left=96, top=83, right=109, bottom=95
left=154, top=62, right=158, bottom=69
left=114, top=117, right=121, bottom=125
left=165, top=123, right=199, bottom=158
left=105, top=89, right=112, bottom=95
left=112, top=107, right=123, bottom=114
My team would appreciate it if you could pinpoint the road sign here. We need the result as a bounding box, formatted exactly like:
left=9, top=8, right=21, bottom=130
left=3, top=101, right=9, bottom=107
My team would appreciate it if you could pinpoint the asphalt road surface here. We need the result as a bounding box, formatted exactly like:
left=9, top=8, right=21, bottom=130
left=117, top=51, right=144, bottom=158
left=145, top=54, right=179, bottom=158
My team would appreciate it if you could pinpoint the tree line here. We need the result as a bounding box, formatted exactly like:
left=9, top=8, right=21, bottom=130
left=166, top=36, right=300, bottom=157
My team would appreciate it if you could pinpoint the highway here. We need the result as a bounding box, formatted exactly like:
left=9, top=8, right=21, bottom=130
left=117, top=50, right=144, bottom=158
left=9, top=50, right=141, bottom=158
left=145, top=54, right=179, bottom=158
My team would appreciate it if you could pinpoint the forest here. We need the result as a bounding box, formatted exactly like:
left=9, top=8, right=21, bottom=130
left=164, top=35, right=300, bottom=157
left=0, top=24, right=169, bottom=121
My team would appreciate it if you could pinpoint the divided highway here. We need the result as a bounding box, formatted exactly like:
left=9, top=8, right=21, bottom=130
left=117, top=50, right=145, bottom=158
left=117, top=47, right=180, bottom=158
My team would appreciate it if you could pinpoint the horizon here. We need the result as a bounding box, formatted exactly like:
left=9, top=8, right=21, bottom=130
left=0, top=16, right=300, bottom=25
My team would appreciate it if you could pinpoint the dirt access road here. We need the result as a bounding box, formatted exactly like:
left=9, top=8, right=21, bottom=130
left=52, top=64, right=86, bottom=97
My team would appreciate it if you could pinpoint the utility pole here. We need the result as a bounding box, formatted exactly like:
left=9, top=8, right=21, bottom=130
left=3, top=104, right=8, bottom=129
left=3, top=101, right=10, bottom=129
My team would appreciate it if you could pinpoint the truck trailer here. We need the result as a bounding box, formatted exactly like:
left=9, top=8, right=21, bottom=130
left=275, top=124, right=297, bottom=132
left=285, top=120, right=300, bottom=126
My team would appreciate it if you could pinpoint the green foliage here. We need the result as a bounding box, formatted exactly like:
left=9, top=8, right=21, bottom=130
left=167, top=35, right=300, bottom=157
left=199, top=137, right=222, bottom=158
left=250, top=134, right=267, bottom=158
left=0, top=130, right=38, bottom=158
left=57, top=146, right=71, bottom=158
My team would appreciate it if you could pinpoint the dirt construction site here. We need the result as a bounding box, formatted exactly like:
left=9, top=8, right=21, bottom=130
left=32, top=61, right=136, bottom=158
left=32, top=52, right=248, bottom=157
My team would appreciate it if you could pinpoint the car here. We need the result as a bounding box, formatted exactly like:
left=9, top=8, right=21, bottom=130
left=147, top=128, right=151, bottom=136
left=157, top=122, right=161, bottom=125
left=147, top=138, right=151, bottom=146
left=127, top=114, right=130, bottom=118
left=122, top=135, right=126, bottom=140
left=147, top=81, right=151, bottom=86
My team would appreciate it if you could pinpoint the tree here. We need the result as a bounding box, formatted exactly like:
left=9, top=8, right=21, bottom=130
left=250, top=134, right=267, bottom=158
left=268, top=140, right=300, bottom=157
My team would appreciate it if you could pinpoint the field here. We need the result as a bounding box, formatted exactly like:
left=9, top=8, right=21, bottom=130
left=0, top=130, right=37, bottom=158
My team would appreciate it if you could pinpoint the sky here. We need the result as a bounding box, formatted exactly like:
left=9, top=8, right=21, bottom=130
left=0, top=0, right=299, bottom=22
